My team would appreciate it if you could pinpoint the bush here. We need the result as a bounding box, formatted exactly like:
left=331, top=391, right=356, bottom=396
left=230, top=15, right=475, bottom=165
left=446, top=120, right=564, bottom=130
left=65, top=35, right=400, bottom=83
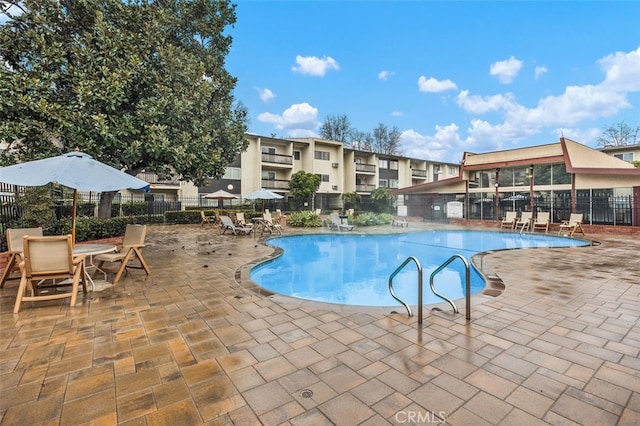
left=350, top=212, right=393, bottom=226
left=122, top=202, right=147, bottom=216
left=287, top=211, right=322, bottom=227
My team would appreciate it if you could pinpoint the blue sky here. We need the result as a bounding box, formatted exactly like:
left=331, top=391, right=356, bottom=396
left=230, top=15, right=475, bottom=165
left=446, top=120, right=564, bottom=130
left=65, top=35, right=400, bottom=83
left=226, top=1, right=640, bottom=163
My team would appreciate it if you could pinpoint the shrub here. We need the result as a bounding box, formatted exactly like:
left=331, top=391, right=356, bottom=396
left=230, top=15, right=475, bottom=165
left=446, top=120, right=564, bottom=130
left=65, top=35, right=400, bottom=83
left=287, top=211, right=322, bottom=227
left=350, top=212, right=393, bottom=226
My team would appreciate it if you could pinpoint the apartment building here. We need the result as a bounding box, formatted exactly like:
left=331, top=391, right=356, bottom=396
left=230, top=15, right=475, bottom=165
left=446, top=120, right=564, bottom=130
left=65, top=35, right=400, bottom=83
left=197, top=134, right=460, bottom=210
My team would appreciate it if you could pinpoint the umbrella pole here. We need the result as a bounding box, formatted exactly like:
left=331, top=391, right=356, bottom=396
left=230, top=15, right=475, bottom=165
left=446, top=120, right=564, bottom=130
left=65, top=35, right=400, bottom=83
left=72, top=189, right=78, bottom=245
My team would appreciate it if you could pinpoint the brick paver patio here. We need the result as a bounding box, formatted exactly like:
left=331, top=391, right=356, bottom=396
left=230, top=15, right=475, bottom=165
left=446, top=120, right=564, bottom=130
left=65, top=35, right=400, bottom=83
left=1, top=222, right=638, bottom=425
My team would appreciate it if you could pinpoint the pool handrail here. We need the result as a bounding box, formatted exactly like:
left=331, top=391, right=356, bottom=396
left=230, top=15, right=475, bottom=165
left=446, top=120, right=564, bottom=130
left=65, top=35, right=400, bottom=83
left=388, top=256, right=421, bottom=322
left=429, top=254, right=471, bottom=321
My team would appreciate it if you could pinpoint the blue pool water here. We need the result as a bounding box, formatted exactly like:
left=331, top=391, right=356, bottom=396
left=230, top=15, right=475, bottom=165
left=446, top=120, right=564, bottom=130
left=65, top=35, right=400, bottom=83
left=250, top=230, right=589, bottom=307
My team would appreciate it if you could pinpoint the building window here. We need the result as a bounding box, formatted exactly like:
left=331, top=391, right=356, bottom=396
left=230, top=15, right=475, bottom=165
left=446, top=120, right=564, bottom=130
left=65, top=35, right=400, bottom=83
left=379, top=159, right=389, bottom=169
left=448, top=166, right=456, bottom=175
left=222, top=167, right=241, bottom=179
left=294, top=151, right=301, bottom=160
left=389, top=179, right=398, bottom=188
left=389, top=160, right=399, bottom=170
left=315, top=174, right=329, bottom=182
left=261, top=147, right=276, bottom=154
left=262, top=171, right=275, bottom=180
left=614, top=153, right=634, bottom=162
left=314, top=150, right=330, bottom=161
left=379, top=179, right=388, bottom=187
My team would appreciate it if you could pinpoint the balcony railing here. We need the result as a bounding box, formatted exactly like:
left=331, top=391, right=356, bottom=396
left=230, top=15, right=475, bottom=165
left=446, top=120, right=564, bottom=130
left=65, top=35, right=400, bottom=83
left=355, top=164, right=376, bottom=173
left=262, top=153, right=293, bottom=166
left=261, top=179, right=290, bottom=190
left=411, top=169, right=427, bottom=178
left=355, top=184, right=376, bottom=192
left=137, top=172, right=180, bottom=185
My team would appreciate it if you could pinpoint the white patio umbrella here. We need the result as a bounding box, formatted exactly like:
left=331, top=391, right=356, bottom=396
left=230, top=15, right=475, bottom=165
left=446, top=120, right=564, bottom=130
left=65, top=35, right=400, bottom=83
left=244, top=188, right=283, bottom=211
left=203, top=189, right=238, bottom=208
left=0, top=150, right=149, bottom=243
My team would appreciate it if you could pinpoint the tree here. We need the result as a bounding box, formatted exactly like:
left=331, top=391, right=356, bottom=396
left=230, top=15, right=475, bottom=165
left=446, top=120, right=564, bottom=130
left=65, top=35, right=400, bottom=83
left=341, top=191, right=361, bottom=211
left=346, top=130, right=373, bottom=152
left=289, top=170, right=320, bottom=209
left=370, top=187, right=393, bottom=213
left=372, top=123, right=402, bottom=155
left=319, top=114, right=351, bottom=142
left=597, top=121, right=639, bottom=147
left=0, top=0, right=248, bottom=218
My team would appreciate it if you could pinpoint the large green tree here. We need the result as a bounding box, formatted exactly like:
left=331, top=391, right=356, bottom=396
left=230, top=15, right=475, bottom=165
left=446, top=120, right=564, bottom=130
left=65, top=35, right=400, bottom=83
left=0, top=0, right=248, bottom=217
left=289, top=170, right=320, bottom=209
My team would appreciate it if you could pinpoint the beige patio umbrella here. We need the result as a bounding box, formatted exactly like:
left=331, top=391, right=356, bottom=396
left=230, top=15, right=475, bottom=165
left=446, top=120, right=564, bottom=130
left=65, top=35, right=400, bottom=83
left=203, top=189, right=238, bottom=208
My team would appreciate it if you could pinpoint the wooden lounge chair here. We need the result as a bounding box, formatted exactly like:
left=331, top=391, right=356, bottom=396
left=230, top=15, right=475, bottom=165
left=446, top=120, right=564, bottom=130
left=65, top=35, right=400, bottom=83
left=558, top=213, right=585, bottom=237
left=93, top=224, right=151, bottom=282
left=262, top=211, right=282, bottom=235
left=13, top=235, right=85, bottom=313
left=235, top=212, right=254, bottom=231
left=532, top=212, right=550, bottom=233
left=500, top=211, right=517, bottom=229
left=515, top=211, right=533, bottom=232
left=1, top=227, right=43, bottom=288
left=220, top=215, right=252, bottom=235
left=200, top=210, right=214, bottom=226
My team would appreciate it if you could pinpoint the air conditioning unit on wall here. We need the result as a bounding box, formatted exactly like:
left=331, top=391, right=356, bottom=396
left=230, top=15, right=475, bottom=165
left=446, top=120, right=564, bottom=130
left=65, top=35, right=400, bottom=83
left=332, top=162, right=339, bottom=168
left=332, top=185, right=338, bottom=190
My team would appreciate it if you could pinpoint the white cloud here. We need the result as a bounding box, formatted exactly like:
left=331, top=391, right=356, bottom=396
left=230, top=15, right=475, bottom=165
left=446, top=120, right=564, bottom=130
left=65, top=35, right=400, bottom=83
left=391, top=111, right=404, bottom=117
left=256, top=87, right=275, bottom=102
left=378, top=70, right=395, bottom=80
left=257, top=102, right=320, bottom=135
left=456, top=90, right=517, bottom=114
left=418, top=76, right=458, bottom=93
left=534, top=65, right=548, bottom=80
left=400, top=124, right=467, bottom=162
left=553, top=127, right=602, bottom=145
left=490, top=56, right=523, bottom=84
left=598, top=46, right=640, bottom=92
left=292, top=55, right=339, bottom=76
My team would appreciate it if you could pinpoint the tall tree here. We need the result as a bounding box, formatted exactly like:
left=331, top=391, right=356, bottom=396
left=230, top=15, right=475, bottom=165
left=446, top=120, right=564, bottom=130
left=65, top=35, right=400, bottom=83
left=0, top=0, right=248, bottom=217
left=596, top=121, right=639, bottom=147
left=372, top=123, right=402, bottom=155
left=346, top=129, right=373, bottom=152
left=319, top=114, right=351, bottom=143
left=289, top=170, right=320, bottom=209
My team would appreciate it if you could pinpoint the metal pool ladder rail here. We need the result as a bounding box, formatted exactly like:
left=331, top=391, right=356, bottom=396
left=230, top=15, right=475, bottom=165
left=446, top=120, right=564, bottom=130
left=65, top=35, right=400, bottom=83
left=389, top=254, right=472, bottom=324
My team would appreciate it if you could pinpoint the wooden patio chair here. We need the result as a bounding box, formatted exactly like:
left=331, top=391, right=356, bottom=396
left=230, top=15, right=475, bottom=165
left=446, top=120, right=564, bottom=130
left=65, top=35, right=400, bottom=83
left=558, top=213, right=585, bottom=237
left=1, top=227, right=43, bottom=288
left=532, top=212, right=550, bottom=233
left=500, top=211, right=517, bottom=229
left=13, top=235, right=85, bottom=313
left=200, top=210, right=213, bottom=226
left=515, top=211, right=533, bottom=232
left=93, top=224, right=151, bottom=283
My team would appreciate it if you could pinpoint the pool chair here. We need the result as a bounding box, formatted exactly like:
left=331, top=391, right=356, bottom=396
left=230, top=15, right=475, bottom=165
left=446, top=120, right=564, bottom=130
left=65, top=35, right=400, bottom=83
left=329, top=212, right=354, bottom=231
left=262, top=211, right=282, bottom=235
left=500, top=211, right=518, bottom=229
left=532, top=212, right=550, bottom=233
left=220, top=215, right=252, bottom=236
left=558, top=213, right=585, bottom=237
left=235, top=212, right=253, bottom=231
left=200, top=210, right=214, bottom=227
left=93, top=224, right=151, bottom=283
left=13, top=235, right=86, bottom=313
left=515, top=211, right=533, bottom=232
left=1, top=227, right=43, bottom=288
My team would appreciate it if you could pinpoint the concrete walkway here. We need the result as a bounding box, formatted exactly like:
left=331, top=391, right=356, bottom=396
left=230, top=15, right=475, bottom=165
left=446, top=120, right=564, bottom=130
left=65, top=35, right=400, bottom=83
left=0, top=222, right=638, bottom=425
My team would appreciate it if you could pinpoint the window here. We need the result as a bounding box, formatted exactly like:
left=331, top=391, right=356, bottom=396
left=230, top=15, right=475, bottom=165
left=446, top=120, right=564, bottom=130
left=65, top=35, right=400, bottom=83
left=314, top=150, right=330, bottom=161
left=379, top=159, right=388, bottom=169
left=261, top=147, right=276, bottom=154
left=448, top=166, right=456, bottom=175
left=315, top=174, right=329, bottom=182
left=294, top=151, right=301, bottom=160
left=614, top=153, right=634, bottom=162
left=389, top=160, right=399, bottom=170
left=262, top=171, right=275, bottom=180
left=379, top=179, right=388, bottom=187
left=389, top=179, right=399, bottom=188
left=222, top=167, right=241, bottom=179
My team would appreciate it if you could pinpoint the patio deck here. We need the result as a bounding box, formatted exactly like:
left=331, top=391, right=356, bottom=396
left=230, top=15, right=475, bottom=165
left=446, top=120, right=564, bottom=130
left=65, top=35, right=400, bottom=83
left=1, top=222, right=639, bottom=425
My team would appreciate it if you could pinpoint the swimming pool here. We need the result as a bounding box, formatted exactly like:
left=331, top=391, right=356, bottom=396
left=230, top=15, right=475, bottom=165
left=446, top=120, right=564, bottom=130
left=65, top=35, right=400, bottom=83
left=250, top=230, right=589, bottom=307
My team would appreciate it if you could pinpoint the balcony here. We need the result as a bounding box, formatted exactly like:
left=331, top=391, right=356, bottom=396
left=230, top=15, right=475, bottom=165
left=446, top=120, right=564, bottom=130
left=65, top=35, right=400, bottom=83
left=355, top=183, right=376, bottom=193
left=136, top=172, right=180, bottom=186
left=261, top=179, right=290, bottom=190
left=262, top=153, right=293, bottom=166
left=411, top=169, right=427, bottom=178
left=355, top=164, right=376, bottom=173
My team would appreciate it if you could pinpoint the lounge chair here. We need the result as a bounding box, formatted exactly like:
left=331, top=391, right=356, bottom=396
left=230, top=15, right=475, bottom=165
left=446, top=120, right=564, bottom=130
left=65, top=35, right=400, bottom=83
left=515, top=211, right=533, bottom=232
left=558, top=213, right=585, bottom=237
left=1, top=227, right=43, bottom=288
left=392, top=216, right=408, bottom=227
left=220, top=215, right=252, bottom=235
left=262, top=211, right=282, bottom=235
left=93, top=224, right=151, bottom=282
left=500, top=211, right=518, bottom=229
left=329, top=212, right=354, bottom=231
left=235, top=212, right=253, bottom=230
left=532, top=212, right=550, bottom=233
left=13, top=235, right=85, bottom=313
